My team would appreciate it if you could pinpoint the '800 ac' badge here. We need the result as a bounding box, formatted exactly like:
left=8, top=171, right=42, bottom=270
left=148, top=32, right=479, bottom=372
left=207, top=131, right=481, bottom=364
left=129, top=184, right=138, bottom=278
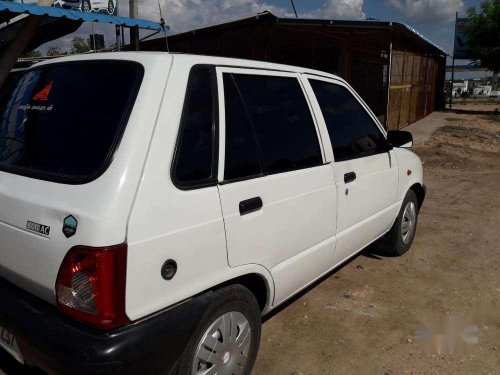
left=63, top=215, right=78, bottom=238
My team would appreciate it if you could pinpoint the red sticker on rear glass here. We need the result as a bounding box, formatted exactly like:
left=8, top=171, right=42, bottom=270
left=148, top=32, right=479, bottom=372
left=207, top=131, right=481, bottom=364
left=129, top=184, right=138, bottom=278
left=33, top=81, right=53, bottom=102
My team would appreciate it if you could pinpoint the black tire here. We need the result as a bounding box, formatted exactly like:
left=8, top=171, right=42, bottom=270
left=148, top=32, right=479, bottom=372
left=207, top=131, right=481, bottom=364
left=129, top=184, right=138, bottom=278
left=81, top=0, right=91, bottom=12
left=376, top=189, right=419, bottom=256
left=107, top=0, right=115, bottom=14
left=175, top=285, right=261, bottom=375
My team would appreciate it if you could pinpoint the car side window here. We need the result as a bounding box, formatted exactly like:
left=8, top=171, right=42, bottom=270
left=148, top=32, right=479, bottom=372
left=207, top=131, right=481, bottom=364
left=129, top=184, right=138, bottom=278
left=223, top=74, right=263, bottom=181
left=227, top=73, right=322, bottom=176
left=309, top=80, right=386, bottom=162
left=173, top=67, right=217, bottom=188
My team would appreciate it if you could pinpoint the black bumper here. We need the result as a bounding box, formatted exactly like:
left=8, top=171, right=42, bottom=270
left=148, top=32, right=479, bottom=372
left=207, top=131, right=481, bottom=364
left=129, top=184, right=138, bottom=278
left=0, top=277, right=213, bottom=375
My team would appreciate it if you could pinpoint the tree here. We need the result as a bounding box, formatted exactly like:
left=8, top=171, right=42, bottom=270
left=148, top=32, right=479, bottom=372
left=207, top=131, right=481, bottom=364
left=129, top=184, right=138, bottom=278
left=70, top=36, right=90, bottom=55
left=21, top=50, right=42, bottom=58
left=466, top=0, right=500, bottom=73
left=46, top=46, right=66, bottom=57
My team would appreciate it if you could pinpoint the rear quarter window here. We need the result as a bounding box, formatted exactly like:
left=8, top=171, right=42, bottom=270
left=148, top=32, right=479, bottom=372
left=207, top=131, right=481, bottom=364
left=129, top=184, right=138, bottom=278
left=0, top=61, right=143, bottom=184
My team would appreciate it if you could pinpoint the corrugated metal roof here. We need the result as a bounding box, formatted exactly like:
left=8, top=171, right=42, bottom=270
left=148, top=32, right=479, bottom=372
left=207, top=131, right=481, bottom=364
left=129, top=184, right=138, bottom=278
left=0, top=1, right=162, bottom=30
left=167, top=11, right=446, bottom=55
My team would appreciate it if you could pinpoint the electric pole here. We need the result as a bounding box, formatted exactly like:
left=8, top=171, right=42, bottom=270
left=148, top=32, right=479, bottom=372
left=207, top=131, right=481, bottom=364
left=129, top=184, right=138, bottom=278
left=129, top=0, right=140, bottom=50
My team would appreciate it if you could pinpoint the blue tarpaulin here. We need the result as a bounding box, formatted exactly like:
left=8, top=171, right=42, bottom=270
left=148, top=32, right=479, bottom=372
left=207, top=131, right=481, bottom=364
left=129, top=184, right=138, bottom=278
left=0, top=1, right=163, bottom=30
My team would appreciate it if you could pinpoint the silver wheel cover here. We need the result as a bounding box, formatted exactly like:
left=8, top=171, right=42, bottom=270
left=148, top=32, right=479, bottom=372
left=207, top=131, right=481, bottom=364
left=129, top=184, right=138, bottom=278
left=192, top=311, right=252, bottom=375
left=401, top=201, right=417, bottom=245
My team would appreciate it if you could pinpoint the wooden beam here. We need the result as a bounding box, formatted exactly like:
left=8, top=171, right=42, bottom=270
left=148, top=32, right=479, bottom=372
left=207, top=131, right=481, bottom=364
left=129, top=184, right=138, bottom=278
left=0, top=0, right=54, bottom=88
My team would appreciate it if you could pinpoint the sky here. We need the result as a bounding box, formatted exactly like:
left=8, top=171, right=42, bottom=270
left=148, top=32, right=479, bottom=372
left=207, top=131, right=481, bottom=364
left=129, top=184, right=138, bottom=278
left=47, top=0, right=487, bottom=64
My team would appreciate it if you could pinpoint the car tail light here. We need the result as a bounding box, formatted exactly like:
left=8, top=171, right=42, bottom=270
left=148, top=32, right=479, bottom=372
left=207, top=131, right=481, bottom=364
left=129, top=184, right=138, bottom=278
left=56, top=244, right=130, bottom=330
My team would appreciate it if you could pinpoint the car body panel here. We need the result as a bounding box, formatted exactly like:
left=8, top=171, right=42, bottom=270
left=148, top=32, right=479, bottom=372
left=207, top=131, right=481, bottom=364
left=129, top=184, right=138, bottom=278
left=0, top=53, right=172, bottom=305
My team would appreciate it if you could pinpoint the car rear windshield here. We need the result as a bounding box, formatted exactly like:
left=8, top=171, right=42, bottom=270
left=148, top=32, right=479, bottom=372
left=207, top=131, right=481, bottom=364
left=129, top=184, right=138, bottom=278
left=0, top=61, right=143, bottom=184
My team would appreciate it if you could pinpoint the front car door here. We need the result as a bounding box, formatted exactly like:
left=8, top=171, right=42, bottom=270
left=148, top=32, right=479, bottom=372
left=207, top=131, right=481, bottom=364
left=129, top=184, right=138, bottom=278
left=216, top=68, right=337, bottom=306
left=303, top=76, right=399, bottom=264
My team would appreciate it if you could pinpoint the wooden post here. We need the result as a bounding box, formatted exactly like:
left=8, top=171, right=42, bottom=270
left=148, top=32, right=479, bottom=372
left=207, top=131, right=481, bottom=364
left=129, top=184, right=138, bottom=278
left=0, top=0, right=55, bottom=88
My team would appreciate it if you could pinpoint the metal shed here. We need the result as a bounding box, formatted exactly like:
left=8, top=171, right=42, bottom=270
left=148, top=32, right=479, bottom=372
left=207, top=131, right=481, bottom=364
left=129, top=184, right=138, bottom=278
left=140, top=11, right=447, bottom=130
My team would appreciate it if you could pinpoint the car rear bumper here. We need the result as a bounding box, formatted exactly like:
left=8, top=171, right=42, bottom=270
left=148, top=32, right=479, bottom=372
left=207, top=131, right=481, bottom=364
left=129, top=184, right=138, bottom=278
left=0, top=276, right=212, bottom=375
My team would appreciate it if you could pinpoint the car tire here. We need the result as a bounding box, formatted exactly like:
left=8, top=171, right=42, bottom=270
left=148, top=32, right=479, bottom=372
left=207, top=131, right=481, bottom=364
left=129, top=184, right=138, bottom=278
left=81, top=0, right=91, bottom=12
left=107, top=0, right=115, bottom=14
left=175, top=285, right=261, bottom=375
left=376, top=189, right=419, bottom=256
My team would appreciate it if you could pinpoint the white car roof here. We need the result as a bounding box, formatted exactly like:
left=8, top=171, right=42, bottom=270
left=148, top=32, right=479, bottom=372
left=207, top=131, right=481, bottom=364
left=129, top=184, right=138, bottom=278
left=31, top=52, right=345, bottom=83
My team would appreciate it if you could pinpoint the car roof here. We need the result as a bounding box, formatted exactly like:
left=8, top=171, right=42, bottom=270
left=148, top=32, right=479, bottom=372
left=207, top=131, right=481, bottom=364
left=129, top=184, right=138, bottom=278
left=31, top=52, right=345, bottom=83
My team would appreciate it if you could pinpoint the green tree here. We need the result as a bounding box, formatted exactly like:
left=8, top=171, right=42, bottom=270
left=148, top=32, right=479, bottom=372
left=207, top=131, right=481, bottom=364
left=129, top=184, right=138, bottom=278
left=21, top=50, right=42, bottom=58
left=466, top=0, right=500, bottom=73
left=70, top=36, right=90, bottom=55
left=46, top=46, right=66, bottom=57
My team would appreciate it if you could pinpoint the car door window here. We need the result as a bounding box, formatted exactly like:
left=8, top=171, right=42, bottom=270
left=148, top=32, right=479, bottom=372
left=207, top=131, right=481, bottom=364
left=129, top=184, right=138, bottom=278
left=173, top=67, right=217, bottom=188
left=309, top=80, right=386, bottom=162
left=223, top=74, right=263, bottom=181
left=229, top=73, right=323, bottom=175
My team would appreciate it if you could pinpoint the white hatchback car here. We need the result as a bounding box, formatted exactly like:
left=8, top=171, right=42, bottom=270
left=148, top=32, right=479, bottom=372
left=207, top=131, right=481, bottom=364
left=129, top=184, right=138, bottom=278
left=0, top=53, right=425, bottom=375
left=53, top=0, right=116, bottom=14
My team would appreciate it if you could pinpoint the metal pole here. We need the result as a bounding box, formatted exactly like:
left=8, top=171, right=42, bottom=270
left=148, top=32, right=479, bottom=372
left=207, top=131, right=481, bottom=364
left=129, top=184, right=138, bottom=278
left=116, top=25, right=121, bottom=51
left=449, top=12, right=458, bottom=109
left=450, top=57, right=455, bottom=109
left=290, top=0, right=298, bottom=18
left=91, top=22, right=96, bottom=51
left=129, top=0, right=140, bottom=50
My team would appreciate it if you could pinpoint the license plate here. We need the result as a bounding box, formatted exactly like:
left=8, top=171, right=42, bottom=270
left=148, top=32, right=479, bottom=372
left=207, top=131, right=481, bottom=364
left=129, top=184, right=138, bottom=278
left=0, top=326, right=24, bottom=364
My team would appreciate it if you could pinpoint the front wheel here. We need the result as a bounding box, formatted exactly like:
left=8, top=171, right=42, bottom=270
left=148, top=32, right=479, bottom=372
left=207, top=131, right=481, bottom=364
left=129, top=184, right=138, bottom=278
left=376, top=189, right=419, bottom=256
left=81, top=0, right=91, bottom=12
left=107, top=0, right=115, bottom=14
left=176, top=285, right=261, bottom=375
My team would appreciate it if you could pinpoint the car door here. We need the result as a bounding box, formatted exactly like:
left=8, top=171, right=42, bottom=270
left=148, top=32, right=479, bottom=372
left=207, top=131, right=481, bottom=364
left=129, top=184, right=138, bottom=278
left=216, top=68, right=337, bottom=306
left=303, top=76, right=399, bottom=265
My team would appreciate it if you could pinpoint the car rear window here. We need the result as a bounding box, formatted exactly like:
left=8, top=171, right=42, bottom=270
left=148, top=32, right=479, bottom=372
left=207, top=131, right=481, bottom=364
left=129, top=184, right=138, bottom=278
left=0, top=61, right=143, bottom=183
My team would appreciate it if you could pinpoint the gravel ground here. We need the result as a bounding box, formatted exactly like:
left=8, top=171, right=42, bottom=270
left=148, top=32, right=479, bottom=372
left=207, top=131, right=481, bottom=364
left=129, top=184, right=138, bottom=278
left=1, top=112, right=499, bottom=375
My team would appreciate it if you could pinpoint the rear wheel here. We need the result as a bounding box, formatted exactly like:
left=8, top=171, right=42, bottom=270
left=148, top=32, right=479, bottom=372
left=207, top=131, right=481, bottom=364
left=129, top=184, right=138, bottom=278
left=176, top=285, right=261, bottom=375
left=376, top=189, right=419, bottom=256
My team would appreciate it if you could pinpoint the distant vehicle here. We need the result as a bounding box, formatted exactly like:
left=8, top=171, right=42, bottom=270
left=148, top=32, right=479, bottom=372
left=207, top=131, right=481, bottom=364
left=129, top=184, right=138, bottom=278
left=53, top=0, right=116, bottom=14
left=0, top=53, right=425, bottom=375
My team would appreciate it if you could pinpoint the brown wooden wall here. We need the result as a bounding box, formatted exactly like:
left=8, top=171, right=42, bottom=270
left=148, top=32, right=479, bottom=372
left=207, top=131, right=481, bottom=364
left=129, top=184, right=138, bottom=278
left=387, top=50, right=441, bottom=130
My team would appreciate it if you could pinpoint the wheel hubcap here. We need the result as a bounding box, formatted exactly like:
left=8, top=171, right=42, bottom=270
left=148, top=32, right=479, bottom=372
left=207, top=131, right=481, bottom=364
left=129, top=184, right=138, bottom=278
left=192, top=311, right=252, bottom=375
left=401, top=201, right=417, bottom=245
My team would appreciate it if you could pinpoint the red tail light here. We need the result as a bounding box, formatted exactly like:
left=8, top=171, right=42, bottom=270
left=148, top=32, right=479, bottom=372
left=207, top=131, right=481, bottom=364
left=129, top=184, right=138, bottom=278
left=56, top=243, right=130, bottom=330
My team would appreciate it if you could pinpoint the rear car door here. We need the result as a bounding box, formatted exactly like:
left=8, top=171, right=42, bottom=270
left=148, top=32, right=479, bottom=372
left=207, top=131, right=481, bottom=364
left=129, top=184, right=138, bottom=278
left=304, top=76, right=399, bottom=264
left=216, top=68, right=337, bottom=305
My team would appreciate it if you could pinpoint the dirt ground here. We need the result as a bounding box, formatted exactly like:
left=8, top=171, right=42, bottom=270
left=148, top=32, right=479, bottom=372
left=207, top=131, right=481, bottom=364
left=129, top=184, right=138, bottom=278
left=253, top=112, right=500, bottom=375
left=452, top=102, right=499, bottom=112
left=1, top=112, right=499, bottom=375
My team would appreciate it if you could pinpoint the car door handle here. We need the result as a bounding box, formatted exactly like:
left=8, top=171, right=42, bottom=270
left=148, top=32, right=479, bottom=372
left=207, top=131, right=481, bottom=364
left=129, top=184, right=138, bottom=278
left=239, top=197, right=263, bottom=216
left=344, top=172, right=357, bottom=183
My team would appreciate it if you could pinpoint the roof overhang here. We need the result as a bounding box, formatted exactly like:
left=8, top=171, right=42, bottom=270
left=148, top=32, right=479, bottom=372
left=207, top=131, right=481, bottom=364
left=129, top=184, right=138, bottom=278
left=0, top=1, right=163, bottom=53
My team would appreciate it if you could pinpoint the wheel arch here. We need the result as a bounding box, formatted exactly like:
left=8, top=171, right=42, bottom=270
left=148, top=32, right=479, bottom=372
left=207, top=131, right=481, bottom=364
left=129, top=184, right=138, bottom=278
left=409, top=182, right=426, bottom=209
left=212, top=272, right=271, bottom=313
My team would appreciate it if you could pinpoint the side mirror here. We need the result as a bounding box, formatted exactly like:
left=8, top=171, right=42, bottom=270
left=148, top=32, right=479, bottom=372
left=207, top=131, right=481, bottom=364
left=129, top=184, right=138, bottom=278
left=387, top=130, right=413, bottom=148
